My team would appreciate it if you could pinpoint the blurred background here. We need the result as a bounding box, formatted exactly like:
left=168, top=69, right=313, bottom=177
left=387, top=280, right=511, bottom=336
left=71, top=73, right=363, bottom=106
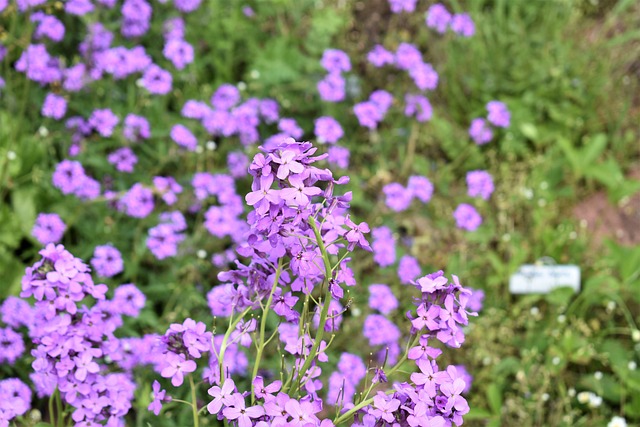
left=1, top=0, right=639, bottom=426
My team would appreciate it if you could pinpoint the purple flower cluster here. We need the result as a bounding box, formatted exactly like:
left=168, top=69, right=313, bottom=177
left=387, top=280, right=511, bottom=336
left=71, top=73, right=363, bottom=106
left=372, top=226, right=396, bottom=267
left=469, top=101, right=511, bottom=144
left=19, top=244, right=140, bottom=425
left=147, top=211, right=187, bottom=259
left=0, top=379, right=31, bottom=424
left=453, top=203, right=482, bottom=232
left=426, top=3, right=475, bottom=37
left=318, top=49, right=350, bottom=102
left=91, top=244, right=124, bottom=277
left=466, top=170, right=495, bottom=200
left=32, top=213, right=66, bottom=245
left=383, top=175, right=434, bottom=212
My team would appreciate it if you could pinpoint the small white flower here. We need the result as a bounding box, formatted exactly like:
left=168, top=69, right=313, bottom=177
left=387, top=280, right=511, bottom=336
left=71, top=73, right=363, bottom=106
left=576, top=391, right=591, bottom=404
left=628, top=361, right=637, bottom=371
left=568, top=388, right=576, bottom=397
left=552, top=357, right=561, bottom=366
left=608, top=416, right=627, bottom=427
left=606, top=300, right=616, bottom=312
left=530, top=306, right=540, bottom=316
left=7, top=151, right=16, bottom=160
left=38, top=126, right=49, bottom=137
left=588, top=394, right=602, bottom=408
left=206, top=141, right=217, bottom=151
left=594, top=371, right=603, bottom=380
left=632, top=329, right=640, bottom=342
left=195, top=145, right=204, bottom=154
left=557, top=315, right=566, bottom=323
left=250, top=69, right=260, bottom=79
left=541, top=393, right=549, bottom=401
left=197, top=249, right=207, bottom=259
left=237, top=81, right=247, bottom=91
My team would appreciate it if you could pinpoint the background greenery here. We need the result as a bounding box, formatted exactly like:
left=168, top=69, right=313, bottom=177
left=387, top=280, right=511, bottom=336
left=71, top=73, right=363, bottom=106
left=1, top=0, right=639, bottom=426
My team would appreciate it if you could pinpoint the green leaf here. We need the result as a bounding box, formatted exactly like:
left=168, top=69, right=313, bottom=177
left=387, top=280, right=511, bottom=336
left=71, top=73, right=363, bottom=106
left=11, top=186, right=38, bottom=235
left=579, top=133, right=607, bottom=168
left=487, top=383, right=503, bottom=415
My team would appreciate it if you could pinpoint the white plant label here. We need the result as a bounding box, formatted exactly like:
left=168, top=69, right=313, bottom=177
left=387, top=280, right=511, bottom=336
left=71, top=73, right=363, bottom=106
left=509, top=265, right=581, bottom=294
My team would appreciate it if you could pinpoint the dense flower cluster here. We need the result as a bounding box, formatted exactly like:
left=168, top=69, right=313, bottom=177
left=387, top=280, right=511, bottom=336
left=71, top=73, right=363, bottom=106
left=18, top=244, right=140, bottom=426
left=141, top=140, right=477, bottom=427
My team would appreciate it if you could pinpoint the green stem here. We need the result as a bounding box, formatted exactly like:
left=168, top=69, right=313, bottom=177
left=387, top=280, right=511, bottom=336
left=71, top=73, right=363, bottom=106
left=251, top=258, right=284, bottom=402
left=334, top=389, right=395, bottom=426
left=289, top=216, right=333, bottom=395
left=55, top=388, right=63, bottom=427
left=219, top=307, right=252, bottom=382
left=189, top=374, right=200, bottom=427
left=48, top=390, right=55, bottom=427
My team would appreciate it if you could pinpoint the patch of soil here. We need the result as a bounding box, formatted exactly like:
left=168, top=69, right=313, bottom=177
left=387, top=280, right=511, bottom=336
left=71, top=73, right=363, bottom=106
left=573, top=167, right=640, bottom=247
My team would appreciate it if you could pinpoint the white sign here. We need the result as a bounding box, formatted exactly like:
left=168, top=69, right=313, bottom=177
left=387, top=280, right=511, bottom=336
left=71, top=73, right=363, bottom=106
left=509, top=265, right=581, bottom=294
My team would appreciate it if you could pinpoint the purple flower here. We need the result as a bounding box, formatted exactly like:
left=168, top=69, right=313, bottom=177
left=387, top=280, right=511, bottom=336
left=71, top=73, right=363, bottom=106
left=207, top=284, right=236, bottom=317
left=388, top=0, right=417, bottom=13
left=1, top=297, right=34, bottom=329
left=367, top=45, right=395, bottom=67
left=0, top=327, right=25, bottom=364
left=383, top=183, right=412, bottom=212
left=211, top=84, right=240, bottom=110
left=407, top=175, right=434, bottom=203
left=113, top=284, right=145, bottom=317
left=469, top=118, right=493, bottom=145
left=223, top=394, right=265, bottom=427
left=174, top=0, right=202, bottom=13
left=314, top=116, right=343, bottom=144
left=41, top=93, right=67, bottom=120
left=370, top=90, right=393, bottom=115
left=371, top=393, right=401, bottom=423
left=451, top=13, right=475, bottom=37
left=395, top=43, right=422, bottom=71
left=120, top=183, right=155, bottom=218
left=148, top=380, right=170, bottom=415
left=253, top=376, right=282, bottom=399
left=170, top=124, right=198, bottom=151
left=66, top=0, right=93, bottom=15
left=89, top=108, right=119, bottom=137
left=228, top=151, right=249, bottom=178
left=142, top=64, right=173, bottom=95
left=372, top=226, right=396, bottom=267
left=486, top=100, right=511, bottom=128
left=453, top=203, right=482, bottom=231
left=207, top=378, right=235, bottom=414
left=426, top=3, right=451, bottom=34
left=278, top=118, right=304, bottom=139
left=321, top=49, right=351, bottom=73
left=354, top=101, right=382, bottom=129
left=409, top=62, right=439, bottom=91
left=32, top=12, right=65, bottom=42
left=108, top=147, right=138, bottom=172
left=398, top=255, right=421, bottom=284
left=161, top=353, right=197, bottom=386
left=466, top=170, right=494, bottom=200
left=405, top=94, right=432, bottom=122
left=52, top=160, right=86, bottom=194
left=327, top=146, right=350, bottom=169
left=163, top=38, right=194, bottom=70
left=123, top=114, right=151, bottom=142
left=32, top=213, right=66, bottom=244
left=91, top=244, right=124, bottom=277
left=369, top=284, right=398, bottom=315
left=317, top=73, right=345, bottom=102
left=363, top=314, right=400, bottom=346
left=0, top=378, right=31, bottom=419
